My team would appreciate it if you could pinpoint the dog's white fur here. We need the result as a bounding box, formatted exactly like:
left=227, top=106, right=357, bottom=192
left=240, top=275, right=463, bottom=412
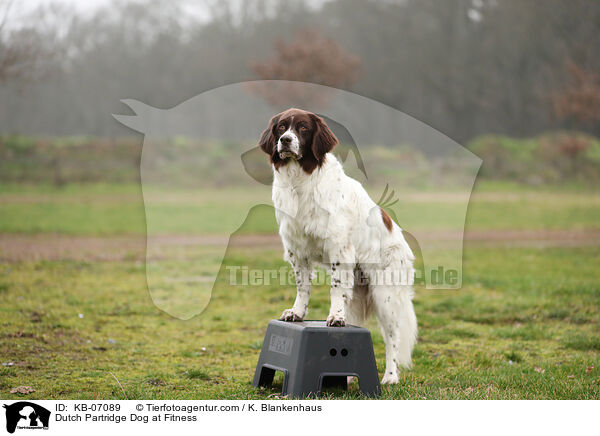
left=271, top=153, right=417, bottom=384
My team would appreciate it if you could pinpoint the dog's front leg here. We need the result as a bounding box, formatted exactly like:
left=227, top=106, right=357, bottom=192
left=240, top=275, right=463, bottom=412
left=280, top=257, right=312, bottom=322
left=326, top=247, right=355, bottom=327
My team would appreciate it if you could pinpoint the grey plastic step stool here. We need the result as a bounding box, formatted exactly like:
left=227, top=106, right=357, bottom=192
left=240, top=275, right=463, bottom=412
left=252, top=320, right=381, bottom=398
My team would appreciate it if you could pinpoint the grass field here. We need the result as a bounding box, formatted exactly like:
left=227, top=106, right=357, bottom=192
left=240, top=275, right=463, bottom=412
left=1, top=181, right=599, bottom=399
left=1, top=182, right=599, bottom=234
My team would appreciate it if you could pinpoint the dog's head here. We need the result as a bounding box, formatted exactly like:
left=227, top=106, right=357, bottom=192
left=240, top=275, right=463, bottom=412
left=258, top=108, right=338, bottom=173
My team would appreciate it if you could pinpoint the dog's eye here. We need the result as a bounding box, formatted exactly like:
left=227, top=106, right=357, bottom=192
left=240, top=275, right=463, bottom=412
left=299, top=126, right=308, bottom=131
left=278, top=125, right=286, bottom=131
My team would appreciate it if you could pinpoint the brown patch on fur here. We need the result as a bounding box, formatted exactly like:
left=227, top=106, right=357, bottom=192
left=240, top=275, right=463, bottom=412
left=380, top=207, right=393, bottom=232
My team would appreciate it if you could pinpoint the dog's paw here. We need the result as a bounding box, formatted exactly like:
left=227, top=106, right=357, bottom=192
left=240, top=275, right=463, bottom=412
left=280, top=308, right=304, bottom=322
left=381, top=372, right=399, bottom=385
left=326, top=314, right=346, bottom=327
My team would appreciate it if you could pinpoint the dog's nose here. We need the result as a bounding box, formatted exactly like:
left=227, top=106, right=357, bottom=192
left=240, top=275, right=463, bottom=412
left=280, top=136, right=292, bottom=146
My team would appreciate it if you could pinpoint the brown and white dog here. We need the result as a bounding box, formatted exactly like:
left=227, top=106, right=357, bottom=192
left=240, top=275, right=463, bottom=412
left=258, top=108, right=417, bottom=383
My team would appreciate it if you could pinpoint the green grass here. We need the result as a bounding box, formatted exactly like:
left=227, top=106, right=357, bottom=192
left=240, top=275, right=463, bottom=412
left=0, top=243, right=599, bottom=400
left=0, top=182, right=598, bottom=234
left=0, top=181, right=599, bottom=399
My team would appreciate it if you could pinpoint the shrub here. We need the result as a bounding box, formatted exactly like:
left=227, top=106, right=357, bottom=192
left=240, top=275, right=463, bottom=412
left=468, top=132, right=600, bottom=185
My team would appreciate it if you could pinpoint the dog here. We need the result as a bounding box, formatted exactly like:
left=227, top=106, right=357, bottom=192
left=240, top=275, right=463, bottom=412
left=258, top=108, right=417, bottom=384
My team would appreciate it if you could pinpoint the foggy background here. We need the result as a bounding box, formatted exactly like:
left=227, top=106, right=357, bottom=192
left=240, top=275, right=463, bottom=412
left=1, top=0, right=599, bottom=142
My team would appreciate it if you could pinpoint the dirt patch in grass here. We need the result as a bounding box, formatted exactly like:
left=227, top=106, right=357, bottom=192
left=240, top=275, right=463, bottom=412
left=0, top=233, right=282, bottom=262
left=1, top=230, right=599, bottom=262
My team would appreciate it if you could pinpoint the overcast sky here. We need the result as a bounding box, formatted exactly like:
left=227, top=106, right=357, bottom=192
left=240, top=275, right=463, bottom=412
left=5, top=0, right=333, bottom=30
left=7, top=0, right=213, bottom=24
left=12, top=0, right=113, bottom=16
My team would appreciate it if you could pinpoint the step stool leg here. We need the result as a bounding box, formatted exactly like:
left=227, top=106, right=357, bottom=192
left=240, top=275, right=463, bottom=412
left=357, top=372, right=382, bottom=397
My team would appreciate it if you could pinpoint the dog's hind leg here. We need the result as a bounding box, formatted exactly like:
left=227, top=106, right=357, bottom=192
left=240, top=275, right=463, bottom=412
left=344, top=267, right=372, bottom=327
left=372, top=285, right=417, bottom=384
left=343, top=269, right=372, bottom=385
left=345, top=284, right=370, bottom=327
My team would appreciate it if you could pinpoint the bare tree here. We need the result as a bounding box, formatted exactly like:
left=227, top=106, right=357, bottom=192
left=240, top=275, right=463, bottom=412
left=0, top=0, right=42, bottom=82
left=248, top=29, right=360, bottom=107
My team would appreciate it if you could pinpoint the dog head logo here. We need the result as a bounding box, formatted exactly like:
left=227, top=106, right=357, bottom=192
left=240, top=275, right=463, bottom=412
left=114, top=81, right=481, bottom=320
left=3, top=402, right=50, bottom=434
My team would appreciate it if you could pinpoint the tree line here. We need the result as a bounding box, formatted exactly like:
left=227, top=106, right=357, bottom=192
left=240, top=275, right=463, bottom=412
left=0, top=0, right=598, bottom=143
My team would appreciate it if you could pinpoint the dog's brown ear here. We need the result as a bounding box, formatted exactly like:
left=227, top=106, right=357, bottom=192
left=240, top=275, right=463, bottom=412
left=311, top=113, right=338, bottom=165
left=258, top=114, right=280, bottom=156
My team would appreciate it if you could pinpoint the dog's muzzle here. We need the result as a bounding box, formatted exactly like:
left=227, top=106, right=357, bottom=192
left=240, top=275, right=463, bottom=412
left=278, top=149, right=300, bottom=159
left=278, top=135, right=301, bottom=159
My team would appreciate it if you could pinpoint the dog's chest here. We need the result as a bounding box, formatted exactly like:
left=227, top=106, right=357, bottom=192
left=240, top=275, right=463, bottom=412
left=271, top=159, right=346, bottom=259
left=273, top=184, right=331, bottom=242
